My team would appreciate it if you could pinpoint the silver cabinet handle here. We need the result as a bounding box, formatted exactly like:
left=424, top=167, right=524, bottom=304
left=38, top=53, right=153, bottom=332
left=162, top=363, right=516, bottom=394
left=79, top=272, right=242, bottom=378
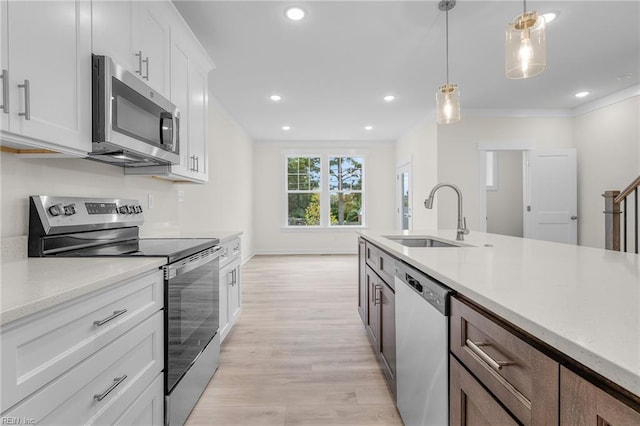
left=195, top=156, right=199, bottom=172
left=373, top=284, right=382, bottom=305
left=18, top=80, right=30, bottom=120
left=1, top=69, right=8, bottom=113
left=93, top=309, right=127, bottom=326
left=143, top=57, right=149, bottom=80
left=465, top=339, right=514, bottom=371
left=227, top=269, right=234, bottom=286
left=570, top=216, right=578, bottom=220
left=135, top=51, right=143, bottom=76
left=190, top=155, right=196, bottom=171
left=93, top=375, right=127, bottom=401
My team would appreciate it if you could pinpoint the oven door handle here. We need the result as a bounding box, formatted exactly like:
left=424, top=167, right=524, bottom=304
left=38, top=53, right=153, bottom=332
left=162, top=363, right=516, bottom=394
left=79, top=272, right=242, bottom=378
left=164, top=246, right=222, bottom=280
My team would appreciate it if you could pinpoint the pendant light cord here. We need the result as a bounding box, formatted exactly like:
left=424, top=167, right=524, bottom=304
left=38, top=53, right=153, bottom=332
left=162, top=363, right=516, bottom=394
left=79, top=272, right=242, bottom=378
left=523, top=0, right=527, bottom=14
left=445, top=7, right=449, bottom=84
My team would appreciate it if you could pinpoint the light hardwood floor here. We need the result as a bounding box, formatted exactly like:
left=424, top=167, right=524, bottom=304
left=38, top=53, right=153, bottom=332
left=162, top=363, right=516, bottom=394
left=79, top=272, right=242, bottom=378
left=185, top=254, right=403, bottom=426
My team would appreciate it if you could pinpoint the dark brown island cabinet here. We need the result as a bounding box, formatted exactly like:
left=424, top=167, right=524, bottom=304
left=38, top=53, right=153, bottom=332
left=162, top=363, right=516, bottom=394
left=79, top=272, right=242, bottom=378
left=358, top=237, right=397, bottom=399
left=357, top=237, right=640, bottom=426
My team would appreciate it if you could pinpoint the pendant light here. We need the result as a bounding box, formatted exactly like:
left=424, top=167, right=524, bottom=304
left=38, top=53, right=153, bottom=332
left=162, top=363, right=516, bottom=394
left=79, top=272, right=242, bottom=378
left=436, top=0, right=460, bottom=125
left=505, top=0, right=546, bottom=79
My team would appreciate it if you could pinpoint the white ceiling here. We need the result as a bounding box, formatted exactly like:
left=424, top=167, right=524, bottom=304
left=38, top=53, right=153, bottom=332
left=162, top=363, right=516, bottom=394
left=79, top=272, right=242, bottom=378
left=173, top=0, right=640, bottom=141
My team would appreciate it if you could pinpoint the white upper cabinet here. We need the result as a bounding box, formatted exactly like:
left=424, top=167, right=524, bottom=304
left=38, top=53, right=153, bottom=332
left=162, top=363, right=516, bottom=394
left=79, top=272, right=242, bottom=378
left=92, top=0, right=170, bottom=98
left=0, top=0, right=91, bottom=156
left=127, top=5, right=214, bottom=183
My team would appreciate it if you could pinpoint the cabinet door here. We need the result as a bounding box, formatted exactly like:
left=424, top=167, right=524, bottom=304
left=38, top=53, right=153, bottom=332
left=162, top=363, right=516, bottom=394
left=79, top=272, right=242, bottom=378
left=228, top=260, right=241, bottom=323
left=0, top=0, right=7, bottom=132
left=450, top=355, right=519, bottom=426
left=357, top=239, right=367, bottom=323
left=5, top=0, right=91, bottom=153
left=365, top=266, right=380, bottom=349
left=169, top=35, right=192, bottom=177
left=91, top=0, right=136, bottom=72
left=560, top=367, right=640, bottom=425
left=379, top=280, right=396, bottom=399
left=188, top=59, right=209, bottom=181
left=219, top=263, right=230, bottom=342
left=137, top=2, right=170, bottom=97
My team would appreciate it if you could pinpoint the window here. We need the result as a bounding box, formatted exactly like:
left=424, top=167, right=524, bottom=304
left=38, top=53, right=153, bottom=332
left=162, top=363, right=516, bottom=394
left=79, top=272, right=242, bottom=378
left=285, top=154, right=365, bottom=227
left=486, top=151, right=498, bottom=191
left=287, top=156, right=321, bottom=226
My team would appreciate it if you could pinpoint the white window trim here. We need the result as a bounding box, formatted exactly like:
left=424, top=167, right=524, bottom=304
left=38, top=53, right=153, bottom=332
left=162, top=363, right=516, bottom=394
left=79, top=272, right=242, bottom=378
left=282, top=150, right=367, bottom=229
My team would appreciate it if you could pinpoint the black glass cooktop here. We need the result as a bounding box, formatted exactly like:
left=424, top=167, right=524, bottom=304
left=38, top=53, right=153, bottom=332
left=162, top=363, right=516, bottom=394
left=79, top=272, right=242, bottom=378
left=54, top=238, right=218, bottom=263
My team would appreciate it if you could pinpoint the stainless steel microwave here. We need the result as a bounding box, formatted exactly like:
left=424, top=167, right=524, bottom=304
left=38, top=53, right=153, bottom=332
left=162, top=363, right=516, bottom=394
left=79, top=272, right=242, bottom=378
left=90, top=54, right=180, bottom=167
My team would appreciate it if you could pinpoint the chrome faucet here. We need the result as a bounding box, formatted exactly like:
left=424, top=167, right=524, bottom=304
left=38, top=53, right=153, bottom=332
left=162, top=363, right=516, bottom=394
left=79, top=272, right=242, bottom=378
left=424, top=183, right=469, bottom=241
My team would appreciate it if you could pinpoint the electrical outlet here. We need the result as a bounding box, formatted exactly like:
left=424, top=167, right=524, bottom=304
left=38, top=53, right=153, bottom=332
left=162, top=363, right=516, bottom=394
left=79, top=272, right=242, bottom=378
left=148, top=194, right=154, bottom=209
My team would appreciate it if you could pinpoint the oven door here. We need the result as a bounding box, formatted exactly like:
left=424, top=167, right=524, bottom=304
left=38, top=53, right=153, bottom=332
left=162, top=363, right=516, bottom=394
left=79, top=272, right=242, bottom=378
left=165, top=246, right=221, bottom=393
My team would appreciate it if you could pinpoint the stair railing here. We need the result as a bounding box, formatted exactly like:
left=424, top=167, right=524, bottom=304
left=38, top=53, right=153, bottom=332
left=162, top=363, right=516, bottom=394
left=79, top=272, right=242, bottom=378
left=603, top=176, right=640, bottom=253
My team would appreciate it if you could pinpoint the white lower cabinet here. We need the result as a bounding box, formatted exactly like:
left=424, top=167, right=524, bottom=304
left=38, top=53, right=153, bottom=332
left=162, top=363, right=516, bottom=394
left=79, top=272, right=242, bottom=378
left=0, top=269, right=164, bottom=425
left=219, top=238, right=242, bottom=342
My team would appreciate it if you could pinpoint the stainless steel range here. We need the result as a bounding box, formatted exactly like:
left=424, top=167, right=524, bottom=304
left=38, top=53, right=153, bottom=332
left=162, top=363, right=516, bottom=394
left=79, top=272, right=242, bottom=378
left=28, top=195, right=221, bottom=426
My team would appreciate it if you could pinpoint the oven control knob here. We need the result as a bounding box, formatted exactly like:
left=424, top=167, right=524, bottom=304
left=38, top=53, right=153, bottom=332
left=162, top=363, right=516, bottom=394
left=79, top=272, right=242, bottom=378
left=48, top=204, right=64, bottom=217
left=118, top=205, right=128, bottom=214
left=63, top=204, right=77, bottom=216
left=127, top=205, right=136, bottom=214
left=134, top=205, right=143, bottom=214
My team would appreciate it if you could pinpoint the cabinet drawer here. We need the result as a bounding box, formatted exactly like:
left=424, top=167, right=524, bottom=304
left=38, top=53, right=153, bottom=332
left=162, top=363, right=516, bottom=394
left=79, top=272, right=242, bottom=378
left=365, top=241, right=379, bottom=270
left=450, top=355, right=519, bottom=426
left=3, top=311, right=163, bottom=424
left=1, top=269, right=163, bottom=410
left=364, top=241, right=395, bottom=287
left=219, top=238, right=241, bottom=268
left=112, top=373, right=163, bottom=425
left=450, top=297, right=559, bottom=425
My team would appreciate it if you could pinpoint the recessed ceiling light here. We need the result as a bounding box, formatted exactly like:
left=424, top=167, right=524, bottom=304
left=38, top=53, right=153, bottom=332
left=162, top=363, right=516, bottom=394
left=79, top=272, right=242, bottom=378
left=364, top=126, right=373, bottom=131
left=575, top=91, right=590, bottom=98
left=542, top=12, right=557, bottom=23
left=285, top=7, right=305, bottom=21
left=282, top=125, right=291, bottom=131
left=383, top=95, right=395, bottom=102
left=270, top=94, right=282, bottom=102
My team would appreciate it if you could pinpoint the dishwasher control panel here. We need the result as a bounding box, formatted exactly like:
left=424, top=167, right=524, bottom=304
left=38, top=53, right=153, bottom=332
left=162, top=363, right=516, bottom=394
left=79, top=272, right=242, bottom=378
left=395, top=261, right=453, bottom=316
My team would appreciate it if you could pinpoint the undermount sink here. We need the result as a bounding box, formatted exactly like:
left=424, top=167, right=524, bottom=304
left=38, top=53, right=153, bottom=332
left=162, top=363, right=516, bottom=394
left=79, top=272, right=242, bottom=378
left=384, top=236, right=463, bottom=248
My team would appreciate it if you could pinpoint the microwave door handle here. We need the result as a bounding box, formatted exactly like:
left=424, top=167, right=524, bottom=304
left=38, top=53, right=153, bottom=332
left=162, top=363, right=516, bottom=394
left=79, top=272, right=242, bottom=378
left=159, top=112, right=173, bottom=150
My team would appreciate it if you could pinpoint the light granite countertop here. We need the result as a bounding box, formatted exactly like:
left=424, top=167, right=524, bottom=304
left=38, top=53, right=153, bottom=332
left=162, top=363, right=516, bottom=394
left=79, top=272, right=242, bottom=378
left=359, top=229, right=640, bottom=398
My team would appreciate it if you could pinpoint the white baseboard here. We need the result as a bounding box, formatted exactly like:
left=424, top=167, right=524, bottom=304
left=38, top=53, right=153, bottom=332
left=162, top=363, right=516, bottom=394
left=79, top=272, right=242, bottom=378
left=252, top=248, right=358, bottom=255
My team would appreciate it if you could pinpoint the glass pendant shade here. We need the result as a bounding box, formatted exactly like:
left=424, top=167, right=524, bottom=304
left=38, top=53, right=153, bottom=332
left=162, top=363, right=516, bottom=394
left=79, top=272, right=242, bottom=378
left=436, top=83, right=461, bottom=124
left=505, top=11, right=546, bottom=79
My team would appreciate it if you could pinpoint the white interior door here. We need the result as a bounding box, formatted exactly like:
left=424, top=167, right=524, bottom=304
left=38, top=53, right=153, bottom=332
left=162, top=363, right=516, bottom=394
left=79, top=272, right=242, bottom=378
left=397, top=163, right=412, bottom=231
left=524, top=149, right=578, bottom=244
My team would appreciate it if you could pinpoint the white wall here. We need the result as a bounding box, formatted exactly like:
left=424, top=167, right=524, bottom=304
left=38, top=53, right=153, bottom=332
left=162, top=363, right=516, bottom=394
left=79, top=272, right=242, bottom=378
left=395, top=114, right=439, bottom=231
left=178, top=97, right=255, bottom=260
left=0, top=92, right=255, bottom=260
left=437, top=116, right=574, bottom=232
left=253, top=140, right=396, bottom=254
left=573, top=95, right=639, bottom=249
left=486, top=151, right=523, bottom=237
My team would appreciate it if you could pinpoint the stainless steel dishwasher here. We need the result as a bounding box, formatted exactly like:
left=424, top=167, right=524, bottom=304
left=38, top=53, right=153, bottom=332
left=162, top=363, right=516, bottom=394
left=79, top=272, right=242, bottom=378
left=395, top=261, right=453, bottom=426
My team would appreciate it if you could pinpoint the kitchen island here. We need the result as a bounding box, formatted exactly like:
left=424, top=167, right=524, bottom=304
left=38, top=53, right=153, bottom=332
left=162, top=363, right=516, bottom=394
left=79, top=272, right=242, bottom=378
left=358, top=229, right=639, bottom=422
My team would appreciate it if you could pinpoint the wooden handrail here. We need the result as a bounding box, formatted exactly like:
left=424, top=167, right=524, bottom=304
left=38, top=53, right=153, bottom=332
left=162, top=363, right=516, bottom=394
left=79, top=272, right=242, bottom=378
left=614, top=175, right=640, bottom=204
